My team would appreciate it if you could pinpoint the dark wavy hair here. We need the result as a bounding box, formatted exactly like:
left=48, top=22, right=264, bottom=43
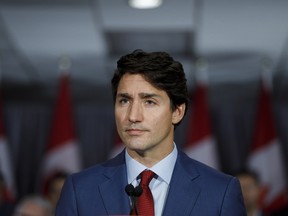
left=111, top=49, right=189, bottom=126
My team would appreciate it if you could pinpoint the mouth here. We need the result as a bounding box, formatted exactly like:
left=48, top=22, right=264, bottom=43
left=125, top=128, right=146, bottom=136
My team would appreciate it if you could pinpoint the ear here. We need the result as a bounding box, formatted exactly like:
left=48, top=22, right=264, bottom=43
left=172, top=103, right=186, bottom=125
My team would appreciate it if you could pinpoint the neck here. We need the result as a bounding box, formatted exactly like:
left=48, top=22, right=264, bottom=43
left=127, top=144, right=174, bottom=167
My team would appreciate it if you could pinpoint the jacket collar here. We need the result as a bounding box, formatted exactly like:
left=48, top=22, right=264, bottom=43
left=99, top=150, right=131, bottom=215
left=98, top=149, right=201, bottom=216
left=163, top=151, right=201, bottom=216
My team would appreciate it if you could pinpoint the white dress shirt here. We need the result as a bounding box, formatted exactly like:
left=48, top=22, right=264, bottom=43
left=125, top=144, right=178, bottom=216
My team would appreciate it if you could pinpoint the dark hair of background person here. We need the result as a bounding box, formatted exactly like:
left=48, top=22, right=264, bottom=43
left=47, top=172, right=68, bottom=193
left=111, top=49, right=189, bottom=127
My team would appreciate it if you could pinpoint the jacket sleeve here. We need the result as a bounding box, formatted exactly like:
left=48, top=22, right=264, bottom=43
left=55, top=175, right=78, bottom=216
left=221, top=177, right=247, bottom=216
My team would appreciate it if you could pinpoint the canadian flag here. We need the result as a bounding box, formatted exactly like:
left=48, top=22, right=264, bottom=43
left=248, top=81, right=288, bottom=213
left=0, top=90, right=16, bottom=201
left=41, top=73, right=82, bottom=193
left=184, top=81, right=219, bottom=170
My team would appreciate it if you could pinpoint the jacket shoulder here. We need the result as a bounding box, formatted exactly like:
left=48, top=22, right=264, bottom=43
left=178, top=150, right=236, bottom=186
left=69, top=151, right=126, bottom=185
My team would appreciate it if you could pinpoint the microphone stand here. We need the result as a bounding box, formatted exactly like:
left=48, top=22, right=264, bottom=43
left=130, top=196, right=138, bottom=216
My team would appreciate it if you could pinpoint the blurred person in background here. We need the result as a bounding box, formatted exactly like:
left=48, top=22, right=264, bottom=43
left=45, top=171, right=68, bottom=213
left=236, top=169, right=288, bottom=216
left=0, top=172, right=14, bottom=216
left=13, top=194, right=52, bottom=216
left=236, top=169, right=264, bottom=216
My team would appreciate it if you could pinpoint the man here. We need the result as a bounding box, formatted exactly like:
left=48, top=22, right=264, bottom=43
left=235, top=169, right=263, bottom=216
left=45, top=171, right=68, bottom=213
left=13, top=195, right=53, bottom=216
left=56, top=50, right=246, bottom=215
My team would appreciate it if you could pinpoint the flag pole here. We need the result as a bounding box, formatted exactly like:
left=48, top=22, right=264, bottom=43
left=58, top=55, right=72, bottom=76
left=195, top=57, right=209, bottom=85
left=261, top=56, right=273, bottom=91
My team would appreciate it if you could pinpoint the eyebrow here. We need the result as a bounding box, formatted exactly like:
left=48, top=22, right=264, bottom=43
left=116, top=93, right=132, bottom=99
left=116, top=92, right=160, bottom=99
left=139, top=93, right=160, bottom=99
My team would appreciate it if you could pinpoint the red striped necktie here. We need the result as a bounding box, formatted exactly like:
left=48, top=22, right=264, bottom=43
left=137, top=170, right=155, bottom=216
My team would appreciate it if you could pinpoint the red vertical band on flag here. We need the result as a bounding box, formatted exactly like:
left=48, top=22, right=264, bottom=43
left=251, top=83, right=276, bottom=151
left=184, top=83, right=219, bottom=170
left=41, top=73, right=81, bottom=194
left=0, top=90, right=16, bottom=201
left=249, top=81, right=288, bottom=214
left=186, top=84, right=211, bottom=145
left=47, top=74, right=75, bottom=151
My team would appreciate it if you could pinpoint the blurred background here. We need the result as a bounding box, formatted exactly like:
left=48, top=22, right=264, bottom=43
left=0, top=0, right=288, bottom=215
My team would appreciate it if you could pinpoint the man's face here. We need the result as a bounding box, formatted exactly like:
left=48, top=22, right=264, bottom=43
left=49, top=178, right=66, bottom=206
left=115, top=74, right=184, bottom=158
left=15, top=202, right=50, bottom=216
left=238, top=175, right=260, bottom=210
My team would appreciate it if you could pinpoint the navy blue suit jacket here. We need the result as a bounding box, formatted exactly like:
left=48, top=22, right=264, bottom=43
left=56, top=149, right=246, bottom=215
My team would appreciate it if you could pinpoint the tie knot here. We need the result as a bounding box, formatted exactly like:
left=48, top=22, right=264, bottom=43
left=140, top=170, right=155, bottom=187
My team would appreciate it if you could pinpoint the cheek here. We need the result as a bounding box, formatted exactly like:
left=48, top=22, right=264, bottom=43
left=115, top=116, right=124, bottom=129
left=151, top=111, right=173, bottom=127
left=115, top=118, right=123, bottom=133
left=115, top=110, right=124, bottom=123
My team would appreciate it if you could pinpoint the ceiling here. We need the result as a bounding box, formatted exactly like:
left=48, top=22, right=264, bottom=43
left=0, top=0, right=288, bottom=92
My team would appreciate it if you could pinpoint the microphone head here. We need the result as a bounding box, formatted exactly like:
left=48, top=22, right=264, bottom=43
left=134, top=185, right=143, bottom=197
left=125, top=184, right=135, bottom=196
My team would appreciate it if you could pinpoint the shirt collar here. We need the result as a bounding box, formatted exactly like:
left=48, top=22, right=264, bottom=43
left=126, top=143, right=178, bottom=184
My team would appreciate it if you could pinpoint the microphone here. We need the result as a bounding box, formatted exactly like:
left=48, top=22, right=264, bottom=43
left=125, top=184, right=135, bottom=196
left=134, top=185, right=143, bottom=197
left=125, top=184, right=143, bottom=215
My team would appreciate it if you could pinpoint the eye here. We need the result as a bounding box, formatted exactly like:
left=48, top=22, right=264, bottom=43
left=145, top=100, right=156, bottom=105
left=119, top=98, right=129, bottom=104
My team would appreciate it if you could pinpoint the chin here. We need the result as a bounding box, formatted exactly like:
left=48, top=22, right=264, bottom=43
left=126, top=142, right=147, bottom=151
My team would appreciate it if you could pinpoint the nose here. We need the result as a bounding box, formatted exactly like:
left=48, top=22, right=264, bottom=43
left=128, top=101, right=143, bottom=123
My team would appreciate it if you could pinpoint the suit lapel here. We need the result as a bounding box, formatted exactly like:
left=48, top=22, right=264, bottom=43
left=162, top=151, right=201, bottom=216
left=98, top=150, right=201, bottom=215
left=99, top=151, right=131, bottom=215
